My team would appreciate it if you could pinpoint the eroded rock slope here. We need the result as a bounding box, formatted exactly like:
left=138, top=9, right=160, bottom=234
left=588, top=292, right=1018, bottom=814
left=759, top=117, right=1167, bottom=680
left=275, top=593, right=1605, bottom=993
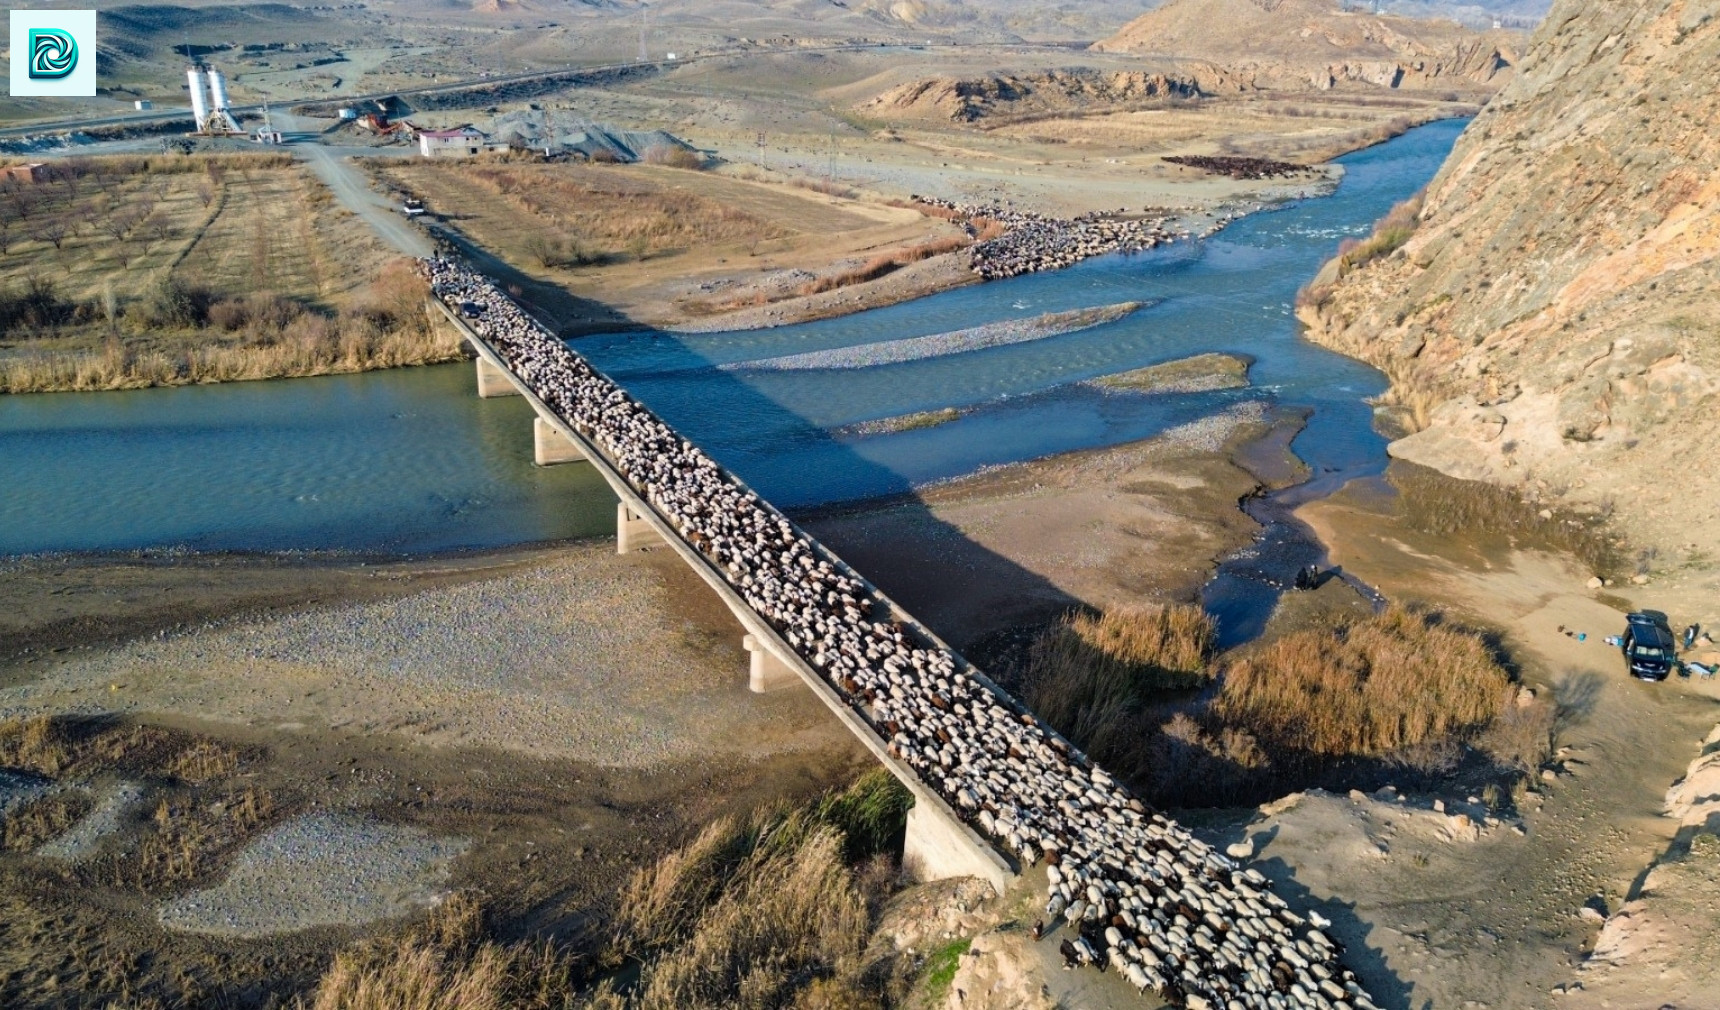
left=1299, top=0, right=1720, bottom=562
left=1093, top=0, right=1521, bottom=94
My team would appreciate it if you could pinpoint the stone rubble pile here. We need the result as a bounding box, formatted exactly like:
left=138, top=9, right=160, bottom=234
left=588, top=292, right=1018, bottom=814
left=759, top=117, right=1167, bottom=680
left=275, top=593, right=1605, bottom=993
left=420, top=255, right=1377, bottom=1010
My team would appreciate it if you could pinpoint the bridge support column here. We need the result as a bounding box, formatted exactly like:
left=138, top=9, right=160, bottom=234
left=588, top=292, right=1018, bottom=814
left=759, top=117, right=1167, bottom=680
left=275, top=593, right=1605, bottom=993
left=476, top=356, right=519, bottom=398
left=902, top=799, right=1013, bottom=896
left=744, top=634, right=799, bottom=693
left=534, top=418, right=589, bottom=466
left=617, top=502, right=663, bottom=554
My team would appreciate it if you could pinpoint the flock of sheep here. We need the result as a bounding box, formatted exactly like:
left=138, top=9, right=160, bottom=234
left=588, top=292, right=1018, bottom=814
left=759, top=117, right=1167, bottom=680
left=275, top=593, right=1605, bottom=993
left=911, top=196, right=1209, bottom=280
left=420, top=255, right=1377, bottom=1010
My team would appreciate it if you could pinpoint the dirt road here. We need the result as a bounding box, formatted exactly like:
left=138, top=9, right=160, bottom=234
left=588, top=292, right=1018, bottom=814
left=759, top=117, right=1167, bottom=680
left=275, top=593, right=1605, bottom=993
left=300, top=142, right=432, bottom=257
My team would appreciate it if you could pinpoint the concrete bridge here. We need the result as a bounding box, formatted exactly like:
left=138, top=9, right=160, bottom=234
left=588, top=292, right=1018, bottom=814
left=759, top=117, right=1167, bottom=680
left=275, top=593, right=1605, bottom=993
left=450, top=302, right=1016, bottom=894
left=424, top=259, right=1376, bottom=1010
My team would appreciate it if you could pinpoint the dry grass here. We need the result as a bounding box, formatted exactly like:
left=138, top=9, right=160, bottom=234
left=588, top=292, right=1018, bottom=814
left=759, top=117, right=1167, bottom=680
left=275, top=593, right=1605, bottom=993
left=398, top=162, right=783, bottom=263
left=1335, top=191, right=1424, bottom=277
left=301, top=772, right=906, bottom=1010
left=0, top=713, right=246, bottom=784
left=1, top=791, right=94, bottom=852
left=795, top=236, right=971, bottom=297
left=125, top=786, right=277, bottom=891
left=1216, top=606, right=1512, bottom=758
left=789, top=177, right=858, bottom=199
left=0, top=715, right=74, bottom=776
left=1022, top=605, right=1215, bottom=775
left=0, top=260, right=459, bottom=393
left=0, top=153, right=435, bottom=393
left=302, top=893, right=579, bottom=1010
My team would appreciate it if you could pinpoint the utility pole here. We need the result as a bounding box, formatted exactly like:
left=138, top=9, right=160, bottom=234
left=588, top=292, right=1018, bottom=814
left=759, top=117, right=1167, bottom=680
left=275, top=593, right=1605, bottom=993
left=637, top=4, right=649, bottom=62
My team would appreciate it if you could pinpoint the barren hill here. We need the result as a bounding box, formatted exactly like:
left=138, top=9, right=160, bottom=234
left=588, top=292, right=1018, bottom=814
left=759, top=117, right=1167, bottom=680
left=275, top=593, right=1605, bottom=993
left=1298, top=0, right=1720, bottom=569
left=1093, top=0, right=1522, bottom=93
left=856, top=68, right=1213, bottom=123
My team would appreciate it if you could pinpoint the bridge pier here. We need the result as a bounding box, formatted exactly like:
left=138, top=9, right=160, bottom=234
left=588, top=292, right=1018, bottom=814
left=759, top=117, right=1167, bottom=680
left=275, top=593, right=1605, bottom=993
left=616, top=501, right=663, bottom=553
left=743, top=634, right=800, bottom=693
left=902, top=798, right=1013, bottom=896
left=476, top=356, right=520, bottom=398
left=533, top=417, right=589, bottom=466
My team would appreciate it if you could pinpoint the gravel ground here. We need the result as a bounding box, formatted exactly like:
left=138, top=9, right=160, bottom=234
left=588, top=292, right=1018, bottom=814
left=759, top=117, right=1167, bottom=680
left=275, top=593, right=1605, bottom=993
left=157, top=813, right=467, bottom=937
left=1, top=545, right=838, bottom=768
left=720, top=301, right=1144, bottom=371
left=0, top=769, right=49, bottom=818
left=36, top=780, right=144, bottom=861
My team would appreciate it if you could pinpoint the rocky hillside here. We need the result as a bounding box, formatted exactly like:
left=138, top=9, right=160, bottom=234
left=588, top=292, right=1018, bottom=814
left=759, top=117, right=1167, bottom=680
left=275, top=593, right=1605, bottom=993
left=857, top=69, right=1213, bottom=123
left=1299, top=0, right=1719, bottom=568
left=1093, top=0, right=1521, bottom=94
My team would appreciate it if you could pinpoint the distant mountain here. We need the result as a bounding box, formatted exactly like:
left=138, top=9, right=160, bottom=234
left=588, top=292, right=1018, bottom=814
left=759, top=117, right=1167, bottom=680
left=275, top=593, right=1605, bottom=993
left=1299, top=0, right=1720, bottom=562
left=1092, top=0, right=1523, bottom=94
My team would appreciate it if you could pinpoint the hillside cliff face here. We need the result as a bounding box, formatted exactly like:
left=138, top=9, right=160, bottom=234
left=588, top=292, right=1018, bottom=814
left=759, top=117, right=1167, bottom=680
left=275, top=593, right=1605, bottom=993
left=1300, top=0, right=1720, bottom=563
left=1093, top=0, right=1521, bottom=95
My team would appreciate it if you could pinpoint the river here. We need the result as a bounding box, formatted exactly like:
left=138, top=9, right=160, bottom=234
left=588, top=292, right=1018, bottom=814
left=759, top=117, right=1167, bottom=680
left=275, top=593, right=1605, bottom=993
left=0, top=120, right=1464, bottom=580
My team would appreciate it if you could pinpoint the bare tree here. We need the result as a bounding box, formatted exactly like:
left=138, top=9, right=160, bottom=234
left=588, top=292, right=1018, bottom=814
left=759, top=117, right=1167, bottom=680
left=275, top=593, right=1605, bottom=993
left=142, top=211, right=175, bottom=251
left=4, top=180, right=39, bottom=222
left=195, top=179, right=216, bottom=207
left=29, top=215, right=70, bottom=250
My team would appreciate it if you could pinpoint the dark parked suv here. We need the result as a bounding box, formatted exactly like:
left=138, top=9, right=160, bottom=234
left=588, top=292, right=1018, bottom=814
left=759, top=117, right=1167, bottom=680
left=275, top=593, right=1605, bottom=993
left=1622, top=611, right=1677, bottom=681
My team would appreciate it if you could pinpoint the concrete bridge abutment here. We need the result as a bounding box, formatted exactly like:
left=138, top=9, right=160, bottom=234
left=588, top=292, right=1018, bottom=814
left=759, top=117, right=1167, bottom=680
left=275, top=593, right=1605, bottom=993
left=476, top=356, right=520, bottom=398
left=902, top=798, right=1014, bottom=896
left=616, top=501, right=664, bottom=554
left=533, top=417, right=590, bottom=466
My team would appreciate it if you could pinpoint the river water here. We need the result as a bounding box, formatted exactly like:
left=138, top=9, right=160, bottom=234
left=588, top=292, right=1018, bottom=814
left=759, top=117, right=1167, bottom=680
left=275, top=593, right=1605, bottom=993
left=0, top=120, right=1463, bottom=574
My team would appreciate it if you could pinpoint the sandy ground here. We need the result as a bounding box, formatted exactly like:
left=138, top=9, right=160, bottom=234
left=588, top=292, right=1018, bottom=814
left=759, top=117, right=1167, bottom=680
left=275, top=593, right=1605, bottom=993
left=1249, top=480, right=1720, bottom=1009
left=806, top=404, right=1269, bottom=657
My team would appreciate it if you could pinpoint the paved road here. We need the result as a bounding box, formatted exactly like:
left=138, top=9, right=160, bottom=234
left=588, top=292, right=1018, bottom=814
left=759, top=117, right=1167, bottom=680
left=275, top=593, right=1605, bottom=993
left=299, top=143, right=431, bottom=257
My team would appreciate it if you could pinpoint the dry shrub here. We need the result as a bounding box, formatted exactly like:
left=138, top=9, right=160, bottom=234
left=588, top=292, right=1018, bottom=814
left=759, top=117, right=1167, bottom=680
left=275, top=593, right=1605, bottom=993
left=641, top=145, right=706, bottom=171
left=1478, top=692, right=1557, bottom=776
left=1217, top=606, right=1511, bottom=758
left=1022, top=605, right=1214, bottom=774
left=1139, top=714, right=1268, bottom=809
left=1, top=791, right=94, bottom=851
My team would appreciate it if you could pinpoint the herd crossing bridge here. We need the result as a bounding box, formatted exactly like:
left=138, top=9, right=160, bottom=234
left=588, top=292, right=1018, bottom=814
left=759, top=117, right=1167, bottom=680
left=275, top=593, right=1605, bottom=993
left=423, top=257, right=1379, bottom=1010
